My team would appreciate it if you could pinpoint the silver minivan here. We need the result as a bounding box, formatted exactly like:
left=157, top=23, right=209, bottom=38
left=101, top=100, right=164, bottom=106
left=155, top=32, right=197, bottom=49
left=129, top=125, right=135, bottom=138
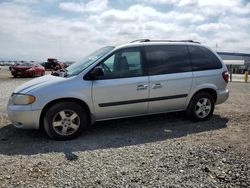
left=7, top=40, right=229, bottom=140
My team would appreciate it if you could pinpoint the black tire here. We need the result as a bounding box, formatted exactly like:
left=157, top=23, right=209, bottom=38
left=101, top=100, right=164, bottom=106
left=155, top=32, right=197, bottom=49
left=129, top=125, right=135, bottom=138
left=43, top=102, right=88, bottom=140
left=13, top=74, right=17, bottom=78
left=187, top=92, right=215, bottom=122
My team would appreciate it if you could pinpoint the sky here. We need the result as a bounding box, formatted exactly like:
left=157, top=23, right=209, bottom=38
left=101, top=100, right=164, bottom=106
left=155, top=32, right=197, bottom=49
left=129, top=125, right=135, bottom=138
left=0, top=0, right=250, bottom=61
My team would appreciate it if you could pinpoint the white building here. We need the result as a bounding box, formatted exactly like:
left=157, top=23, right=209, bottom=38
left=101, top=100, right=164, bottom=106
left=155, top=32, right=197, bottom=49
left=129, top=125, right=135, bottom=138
left=217, top=52, right=250, bottom=74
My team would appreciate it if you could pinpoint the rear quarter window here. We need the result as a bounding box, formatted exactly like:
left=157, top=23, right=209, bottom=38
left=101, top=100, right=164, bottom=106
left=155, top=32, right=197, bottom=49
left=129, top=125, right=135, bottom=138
left=188, top=45, right=222, bottom=71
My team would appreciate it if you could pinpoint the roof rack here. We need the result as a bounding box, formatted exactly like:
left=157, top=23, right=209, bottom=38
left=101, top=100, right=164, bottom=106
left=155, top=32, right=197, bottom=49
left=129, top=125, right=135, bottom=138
left=130, top=39, right=200, bottom=44
left=130, top=39, right=150, bottom=43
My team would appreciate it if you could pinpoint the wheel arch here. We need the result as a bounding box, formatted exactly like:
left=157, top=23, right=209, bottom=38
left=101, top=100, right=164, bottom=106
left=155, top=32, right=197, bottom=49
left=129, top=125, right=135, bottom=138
left=189, top=88, right=217, bottom=106
left=39, top=97, right=92, bottom=130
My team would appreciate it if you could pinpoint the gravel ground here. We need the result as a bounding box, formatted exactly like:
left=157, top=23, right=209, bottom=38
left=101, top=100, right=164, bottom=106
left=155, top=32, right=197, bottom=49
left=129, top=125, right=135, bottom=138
left=0, top=67, right=249, bottom=187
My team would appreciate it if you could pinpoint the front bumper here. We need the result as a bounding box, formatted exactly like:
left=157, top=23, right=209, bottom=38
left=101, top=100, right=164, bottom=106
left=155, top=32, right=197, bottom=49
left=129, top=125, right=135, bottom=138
left=216, top=88, right=229, bottom=105
left=11, top=70, right=32, bottom=77
left=7, top=105, right=41, bottom=129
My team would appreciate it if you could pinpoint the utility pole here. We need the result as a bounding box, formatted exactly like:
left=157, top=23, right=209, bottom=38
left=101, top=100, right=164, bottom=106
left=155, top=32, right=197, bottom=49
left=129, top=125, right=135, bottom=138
left=59, top=37, right=62, bottom=60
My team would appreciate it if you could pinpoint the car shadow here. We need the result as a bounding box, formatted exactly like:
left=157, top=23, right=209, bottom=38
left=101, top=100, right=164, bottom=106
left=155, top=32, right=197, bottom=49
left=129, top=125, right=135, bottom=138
left=0, top=112, right=228, bottom=160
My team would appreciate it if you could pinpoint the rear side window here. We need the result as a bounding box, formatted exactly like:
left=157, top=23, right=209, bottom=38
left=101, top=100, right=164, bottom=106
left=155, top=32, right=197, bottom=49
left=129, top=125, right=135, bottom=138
left=145, top=45, right=191, bottom=75
left=188, top=45, right=222, bottom=71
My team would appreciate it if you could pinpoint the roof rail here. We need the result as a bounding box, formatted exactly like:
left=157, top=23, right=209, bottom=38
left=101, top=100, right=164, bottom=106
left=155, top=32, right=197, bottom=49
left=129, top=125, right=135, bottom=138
left=150, top=40, right=200, bottom=43
left=130, top=39, right=150, bottom=43
left=130, top=39, right=200, bottom=44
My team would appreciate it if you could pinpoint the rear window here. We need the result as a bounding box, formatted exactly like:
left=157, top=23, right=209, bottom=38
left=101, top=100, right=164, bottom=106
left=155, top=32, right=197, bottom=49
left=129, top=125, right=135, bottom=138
left=188, top=45, right=222, bottom=71
left=145, top=45, right=191, bottom=75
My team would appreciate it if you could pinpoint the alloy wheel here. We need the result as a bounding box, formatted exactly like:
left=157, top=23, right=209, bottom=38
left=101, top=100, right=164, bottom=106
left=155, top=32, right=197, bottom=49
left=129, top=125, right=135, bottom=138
left=52, top=110, right=80, bottom=136
left=195, top=98, right=212, bottom=118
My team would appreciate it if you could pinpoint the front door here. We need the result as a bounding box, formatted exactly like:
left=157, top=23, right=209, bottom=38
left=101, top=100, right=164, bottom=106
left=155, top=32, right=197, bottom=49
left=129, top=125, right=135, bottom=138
left=92, top=47, right=149, bottom=120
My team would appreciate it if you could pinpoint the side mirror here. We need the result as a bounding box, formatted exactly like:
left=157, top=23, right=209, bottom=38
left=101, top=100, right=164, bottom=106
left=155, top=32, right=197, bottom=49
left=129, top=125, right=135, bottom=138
left=87, top=67, right=104, bottom=80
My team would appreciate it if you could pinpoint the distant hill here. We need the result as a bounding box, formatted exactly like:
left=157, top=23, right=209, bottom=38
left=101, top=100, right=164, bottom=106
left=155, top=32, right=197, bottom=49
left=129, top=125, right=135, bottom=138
left=0, top=58, right=12, bottom=61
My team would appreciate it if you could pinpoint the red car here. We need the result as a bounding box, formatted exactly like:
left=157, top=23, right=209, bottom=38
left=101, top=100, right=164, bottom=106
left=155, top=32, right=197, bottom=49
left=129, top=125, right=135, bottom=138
left=11, top=62, right=45, bottom=78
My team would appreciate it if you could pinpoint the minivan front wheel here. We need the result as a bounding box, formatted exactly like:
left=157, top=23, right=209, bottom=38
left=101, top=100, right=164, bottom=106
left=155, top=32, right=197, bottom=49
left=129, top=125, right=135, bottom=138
left=187, top=92, right=215, bottom=121
left=44, top=102, right=87, bottom=140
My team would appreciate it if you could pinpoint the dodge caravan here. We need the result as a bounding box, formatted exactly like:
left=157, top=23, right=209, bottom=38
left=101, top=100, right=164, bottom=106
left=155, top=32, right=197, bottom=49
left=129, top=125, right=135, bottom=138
left=7, top=39, right=229, bottom=140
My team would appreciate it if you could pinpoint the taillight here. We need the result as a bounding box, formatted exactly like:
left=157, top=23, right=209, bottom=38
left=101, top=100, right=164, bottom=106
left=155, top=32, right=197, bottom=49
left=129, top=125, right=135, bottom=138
left=222, top=71, right=229, bottom=83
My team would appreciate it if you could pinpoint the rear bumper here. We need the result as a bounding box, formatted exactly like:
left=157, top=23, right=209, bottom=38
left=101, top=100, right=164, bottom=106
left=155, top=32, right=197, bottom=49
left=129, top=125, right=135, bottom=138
left=7, top=105, right=41, bottom=129
left=216, top=88, right=229, bottom=104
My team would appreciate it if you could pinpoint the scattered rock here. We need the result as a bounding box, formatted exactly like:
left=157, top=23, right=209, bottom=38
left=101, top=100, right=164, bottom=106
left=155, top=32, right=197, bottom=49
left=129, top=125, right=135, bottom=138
left=1, top=137, right=9, bottom=141
left=204, top=167, right=210, bottom=173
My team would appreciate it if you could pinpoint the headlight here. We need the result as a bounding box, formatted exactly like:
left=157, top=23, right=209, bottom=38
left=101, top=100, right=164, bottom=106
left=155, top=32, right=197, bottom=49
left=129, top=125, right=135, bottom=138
left=11, top=94, right=36, bottom=105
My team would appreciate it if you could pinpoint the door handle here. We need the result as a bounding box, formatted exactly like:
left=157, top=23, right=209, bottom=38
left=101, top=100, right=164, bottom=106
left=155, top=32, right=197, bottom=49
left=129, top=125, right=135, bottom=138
left=137, top=84, right=148, bottom=90
left=152, top=83, right=163, bottom=89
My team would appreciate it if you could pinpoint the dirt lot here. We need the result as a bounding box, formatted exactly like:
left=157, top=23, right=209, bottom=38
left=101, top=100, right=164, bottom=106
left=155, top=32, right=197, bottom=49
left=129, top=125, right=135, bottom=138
left=0, top=67, right=249, bottom=187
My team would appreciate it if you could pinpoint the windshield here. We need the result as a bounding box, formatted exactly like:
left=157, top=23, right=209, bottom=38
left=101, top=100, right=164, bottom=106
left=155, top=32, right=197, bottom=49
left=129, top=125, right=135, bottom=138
left=15, top=62, right=33, bottom=66
left=65, top=46, right=114, bottom=76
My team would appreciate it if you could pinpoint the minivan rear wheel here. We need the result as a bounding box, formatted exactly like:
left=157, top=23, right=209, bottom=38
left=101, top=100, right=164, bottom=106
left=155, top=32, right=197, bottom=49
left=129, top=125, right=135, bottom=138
left=187, top=92, right=215, bottom=121
left=44, top=102, right=87, bottom=140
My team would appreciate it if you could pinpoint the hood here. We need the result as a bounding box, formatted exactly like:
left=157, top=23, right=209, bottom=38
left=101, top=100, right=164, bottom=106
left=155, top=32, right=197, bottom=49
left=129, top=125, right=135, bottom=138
left=14, top=75, right=65, bottom=94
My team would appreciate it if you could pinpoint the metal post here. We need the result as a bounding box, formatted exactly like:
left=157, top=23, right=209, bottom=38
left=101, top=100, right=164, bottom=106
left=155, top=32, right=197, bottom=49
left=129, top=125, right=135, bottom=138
left=244, top=70, right=248, bottom=83
left=229, top=64, right=233, bottom=82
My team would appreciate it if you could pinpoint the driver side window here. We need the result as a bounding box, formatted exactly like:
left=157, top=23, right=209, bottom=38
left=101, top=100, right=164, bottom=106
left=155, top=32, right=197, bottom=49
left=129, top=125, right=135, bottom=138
left=99, top=47, right=143, bottom=79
